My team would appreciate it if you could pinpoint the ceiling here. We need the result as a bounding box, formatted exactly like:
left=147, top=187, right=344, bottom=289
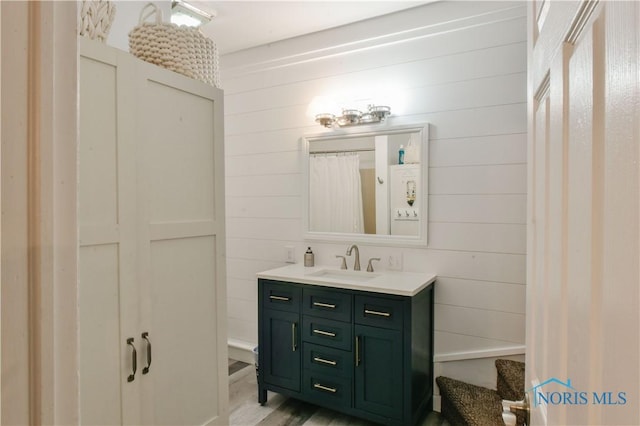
left=191, top=1, right=433, bottom=54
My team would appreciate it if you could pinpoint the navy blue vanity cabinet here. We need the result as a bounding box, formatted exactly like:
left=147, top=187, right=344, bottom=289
left=258, top=277, right=434, bottom=425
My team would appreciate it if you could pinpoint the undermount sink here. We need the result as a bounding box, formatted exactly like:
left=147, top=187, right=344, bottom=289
left=308, top=268, right=380, bottom=282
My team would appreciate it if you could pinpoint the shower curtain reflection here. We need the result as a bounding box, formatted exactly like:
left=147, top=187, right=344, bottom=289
left=309, top=154, right=364, bottom=234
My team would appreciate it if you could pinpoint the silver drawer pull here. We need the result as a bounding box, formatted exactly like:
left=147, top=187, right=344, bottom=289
left=313, top=301, right=336, bottom=309
left=313, top=383, right=337, bottom=393
left=313, top=329, right=336, bottom=337
left=313, top=356, right=337, bottom=366
left=269, top=295, right=290, bottom=302
left=364, top=309, right=391, bottom=317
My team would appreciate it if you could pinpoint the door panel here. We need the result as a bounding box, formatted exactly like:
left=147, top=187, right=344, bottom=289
left=78, top=56, right=118, bottom=227
left=527, top=2, right=639, bottom=424
left=354, top=325, right=402, bottom=420
left=78, top=45, right=142, bottom=425
left=144, top=79, right=216, bottom=224
left=79, top=51, right=123, bottom=425
left=78, top=245, right=123, bottom=426
left=138, top=63, right=227, bottom=426
left=263, top=309, right=301, bottom=391
left=147, top=236, right=219, bottom=426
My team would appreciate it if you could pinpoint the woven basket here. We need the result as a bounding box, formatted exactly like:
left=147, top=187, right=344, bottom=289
left=78, top=0, right=116, bottom=42
left=128, top=3, right=220, bottom=88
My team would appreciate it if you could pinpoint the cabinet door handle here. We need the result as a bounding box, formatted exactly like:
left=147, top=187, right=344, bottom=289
left=269, top=295, right=290, bottom=302
left=313, top=356, right=337, bottom=366
left=313, top=383, right=337, bottom=393
left=313, top=301, right=336, bottom=309
left=142, top=332, right=152, bottom=375
left=291, top=322, right=297, bottom=351
left=126, top=338, right=137, bottom=382
left=364, top=309, right=391, bottom=317
left=313, top=329, right=336, bottom=337
left=355, top=336, right=361, bottom=367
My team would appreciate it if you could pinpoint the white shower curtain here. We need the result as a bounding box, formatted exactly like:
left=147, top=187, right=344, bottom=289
left=309, top=154, right=364, bottom=233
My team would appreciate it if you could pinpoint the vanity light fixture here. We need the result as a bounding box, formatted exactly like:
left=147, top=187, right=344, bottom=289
left=315, top=104, right=391, bottom=128
left=171, top=0, right=215, bottom=27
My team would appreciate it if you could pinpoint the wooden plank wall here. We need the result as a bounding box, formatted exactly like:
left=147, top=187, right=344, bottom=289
left=221, top=1, right=527, bottom=367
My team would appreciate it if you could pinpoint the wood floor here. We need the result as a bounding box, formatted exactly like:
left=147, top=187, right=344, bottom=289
left=228, top=360, right=449, bottom=426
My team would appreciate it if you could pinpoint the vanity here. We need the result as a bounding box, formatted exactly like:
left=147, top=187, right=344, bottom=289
left=257, top=264, right=436, bottom=425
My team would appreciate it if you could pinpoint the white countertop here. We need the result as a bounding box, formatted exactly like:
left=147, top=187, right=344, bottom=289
left=256, top=263, right=436, bottom=297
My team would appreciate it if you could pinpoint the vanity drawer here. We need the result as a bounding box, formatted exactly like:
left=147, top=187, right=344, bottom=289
left=302, top=316, right=352, bottom=351
left=303, top=288, right=352, bottom=322
left=303, top=343, right=353, bottom=378
left=355, top=295, right=404, bottom=330
left=261, top=279, right=301, bottom=313
left=302, top=370, right=352, bottom=410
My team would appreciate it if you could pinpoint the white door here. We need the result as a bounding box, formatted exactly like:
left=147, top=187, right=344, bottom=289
left=527, top=1, right=639, bottom=425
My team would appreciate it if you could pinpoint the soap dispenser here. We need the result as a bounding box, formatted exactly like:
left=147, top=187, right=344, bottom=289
left=304, top=247, right=315, bottom=267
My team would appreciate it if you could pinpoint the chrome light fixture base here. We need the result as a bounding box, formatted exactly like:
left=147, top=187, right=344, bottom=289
left=369, top=105, right=391, bottom=122
left=315, top=104, right=391, bottom=128
left=315, top=113, right=336, bottom=128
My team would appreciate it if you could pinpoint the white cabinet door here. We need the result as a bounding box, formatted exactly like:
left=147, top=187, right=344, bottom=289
left=136, top=62, right=228, bottom=426
left=79, top=38, right=228, bottom=426
left=78, top=40, right=142, bottom=426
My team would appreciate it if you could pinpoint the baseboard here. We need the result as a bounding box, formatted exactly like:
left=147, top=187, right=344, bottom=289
left=434, top=345, right=525, bottom=363
left=433, top=395, right=441, bottom=412
left=228, top=339, right=256, bottom=365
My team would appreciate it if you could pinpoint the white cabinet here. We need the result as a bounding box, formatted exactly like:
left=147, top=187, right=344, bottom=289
left=78, top=38, right=228, bottom=425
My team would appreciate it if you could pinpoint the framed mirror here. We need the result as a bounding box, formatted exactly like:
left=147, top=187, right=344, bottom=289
left=302, top=123, right=429, bottom=246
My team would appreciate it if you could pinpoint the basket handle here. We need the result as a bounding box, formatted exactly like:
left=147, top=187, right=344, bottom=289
left=139, top=2, right=163, bottom=25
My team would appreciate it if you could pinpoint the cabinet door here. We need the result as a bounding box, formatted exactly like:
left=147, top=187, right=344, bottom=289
left=78, top=41, right=142, bottom=426
left=263, top=309, right=301, bottom=392
left=137, top=61, right=227, bottom=426
left=354, top=325, right=403, bottom=420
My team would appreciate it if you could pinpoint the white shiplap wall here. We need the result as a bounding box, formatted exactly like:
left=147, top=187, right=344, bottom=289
left=222, top=1, right=527, bottom=375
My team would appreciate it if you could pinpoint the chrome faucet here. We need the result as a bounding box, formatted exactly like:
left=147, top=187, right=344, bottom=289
left=346, top=244, right=360, bottom=271
left=366, top=257, right=381, bottom=272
